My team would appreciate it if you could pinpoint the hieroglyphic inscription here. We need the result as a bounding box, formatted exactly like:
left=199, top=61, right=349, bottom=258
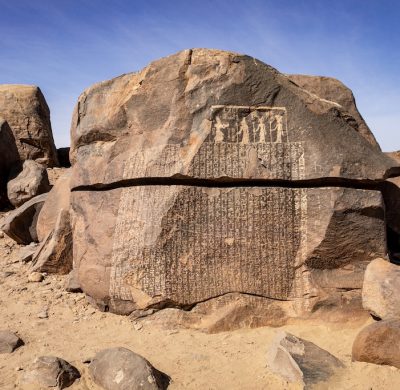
left=110, top=186, right=306, bottom=304
left=109, top=106, right=309, bottom=308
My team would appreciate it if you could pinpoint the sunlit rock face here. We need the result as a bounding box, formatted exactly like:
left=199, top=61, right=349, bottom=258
left=69, top=49, right=396, bottom=328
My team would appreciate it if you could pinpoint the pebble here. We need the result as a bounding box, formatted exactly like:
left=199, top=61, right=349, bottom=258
left=37, top=308, right=48, bottom=319
left=28, top=272, right=44, bottom=283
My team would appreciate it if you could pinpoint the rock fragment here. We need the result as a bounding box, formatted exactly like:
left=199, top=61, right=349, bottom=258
left=22, top=356, right=80, bottom=389
left=352, top=319, right=400, bottom=368
left=266, top=331, right=344, bottom=387
left=0, top=193, right=47, bottom=244
left=28, top=272, right=44, bottom=283
left=89, top=347, right=169, bottom=389
left=7, top=160, right=51, bottom=207
left=31, top=209, right=72, bottom=274
left=0, top=330, right=23, bottom=354
left=65, top=270, right=82, bottom=293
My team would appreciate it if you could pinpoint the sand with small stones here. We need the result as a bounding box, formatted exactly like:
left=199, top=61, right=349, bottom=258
left=1, top=187, right=400, bottom=389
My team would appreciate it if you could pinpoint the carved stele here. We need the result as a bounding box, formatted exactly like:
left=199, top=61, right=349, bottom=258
left=70, top=49, right=390, bottom=328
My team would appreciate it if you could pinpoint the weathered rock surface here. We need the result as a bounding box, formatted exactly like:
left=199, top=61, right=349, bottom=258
left=0, top=118, right=20, bottom=203
left=31, top=209, right=72, bottom=274
left=0, top=330, right=23, bottom=353
left=70, top=49, right=398, bottom=187
left=18, top=242, right=39, bottom=263
left=89, top=347, right=169, bottom=390
left=0, top=193, right=47, bottom=244
left=287, top=74, right=380, bottom=150
left=72, top=185, right=385, bottom=318
left=69, top=49, right=393, bottom=325
left=266, top=331, right=343, bottom=388
left=37, top=170, right=71, bottom=242
left=7, top=159, right=51, bottom=207
left=362, top=258, right=400, bottom=319
left=22, top=356, right=80, bottom=389
left=352, top=319, right=400, bottom=368
left=0, top=84, right=58, bottom=167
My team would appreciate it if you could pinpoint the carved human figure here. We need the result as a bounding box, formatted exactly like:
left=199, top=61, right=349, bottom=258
left=214, top=116, right=228, bottom=143
left=273, top=114, right=284, bottom=143
left=240, top=117, right=250, bottom=144
left=254, top=113, right=267, bottom=143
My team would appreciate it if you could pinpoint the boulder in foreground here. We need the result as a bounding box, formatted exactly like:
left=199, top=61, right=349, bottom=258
left=266, top=331, right=344, bottom=387
left=22, top=356, right=80, bottom=389
left=0, top=330, right=23, bottom=354
left=89, top=347, right=169, bottom=390
left=352, top=319, right=400, bottom=368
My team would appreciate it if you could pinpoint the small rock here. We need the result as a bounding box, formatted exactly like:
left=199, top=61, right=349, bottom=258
left=37, top=308, right=49, bottom=319
left=89, top=347, right=170, bottom=389
left=22, top=356, right=80, bottom=389
left=1, top=271, right=14, bottom=278
left=362, top=257, right=400, bottom=319
left=352, top=319, right=400, bottom=368
left=266, top=331, right=344, bottom=387
left=0, top=330, right=23, bottom=354
left=133, top=322, right=143, bottom=331
left=28, top=272, right=44, bottom=283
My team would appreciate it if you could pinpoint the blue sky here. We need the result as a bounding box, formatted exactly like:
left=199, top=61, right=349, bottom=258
left=1, top=0, right=399, bottom=150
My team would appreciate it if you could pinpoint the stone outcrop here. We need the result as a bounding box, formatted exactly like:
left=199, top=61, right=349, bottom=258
left=36, top=170, right=71, bottom=242
left=0, top=193, right=47, bottom=244
left=0, top=84, right=58, bottom=167
left=0, top=118, right=20, bottom=207
left=89, top=347, right=170, bottom=390
left=0, top=330, right=23, bottom=354
left=22, top=356, right=80, bottom=389
left=362, top=258, right=400, bottom=319
left=352, top=319, right=400, bottom=368
left=31, top=209, right=72, bottom=274
left=7, top=160, right=51, bottom=207
left=287, top=74, right=380, bottom=150
left=266, top=331, right=343, bottom=387
left=69, top=49, right=398, bottom=325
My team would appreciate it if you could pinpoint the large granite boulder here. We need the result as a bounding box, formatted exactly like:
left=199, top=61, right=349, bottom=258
left=7, top=159, right=51, bottom=207
left=0, top=84, right=58, bottom=167
left=287, top=74, right=380, bottom=150
left=69, top=49, right=396, bottom=325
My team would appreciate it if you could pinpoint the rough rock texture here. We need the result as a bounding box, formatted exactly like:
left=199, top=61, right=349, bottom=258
left=65, top=270, right=82, bottom=293
left=352, top=319, right=400, bottom=368
left=0, top=193, right=47, bottom=244
left=18, top=242, right=39, bottom=263
left=0, top=118, right=20, bottom=207
left=22, top=356, right=80, bottom=389
left=69, top=49, right=394, bottom=324
left=362, top=258, right=400, bottom=319
left=7, top=160, right=51, bottom=207
left=31, top=209, right=72, bottom=274
left=0, top=84, right=58, bottom=167
left=287, top=74, right=380, bottom=150
left=37, top=170, right=71, bottom=242
left=0, top=330, right=23, bottom=354
left=266, top=331, right=343, bottom=388
left=89, top=347, right=170, bottom=390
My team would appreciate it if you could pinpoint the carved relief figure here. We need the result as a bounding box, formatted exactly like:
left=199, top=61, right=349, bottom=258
left=240, top=117, right=250, bottom=144
left=253, top=112, right=267, bottom=143
left=273, top=114, right=284, bottom=143
left=214, top=116, right=228, bottom=143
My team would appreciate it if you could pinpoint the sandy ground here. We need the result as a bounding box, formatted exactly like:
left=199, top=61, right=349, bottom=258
left=1, top=221, right=400, bottom=389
